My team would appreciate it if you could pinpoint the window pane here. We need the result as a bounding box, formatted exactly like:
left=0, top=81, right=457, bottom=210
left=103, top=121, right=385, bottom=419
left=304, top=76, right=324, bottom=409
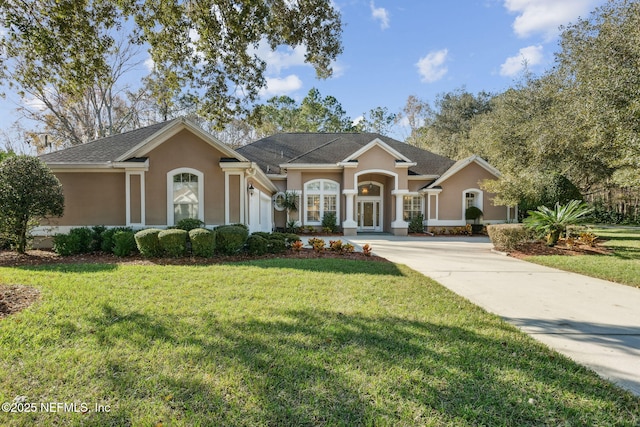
left=307, top=181, right=321, bottom=191
left=307, top=195, right=320, bottom=222
left=403, top=196, right=422, bottom=221
left=324, top=195, right=336, bottom=213
left=324, top=181, right=338, bottom=191
left=173, top=173, right=199, bottom=223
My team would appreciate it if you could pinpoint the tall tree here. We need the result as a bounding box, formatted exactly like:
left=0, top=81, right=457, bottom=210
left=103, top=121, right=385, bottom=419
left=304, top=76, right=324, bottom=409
left=1, top=0, right=343, bottom=143
left=249, top=88, right=354, bottom=136
left=556, top=0, right=640, bottom=185
left=416, top=88, right=493, bottom=159
left=396, top=95, right=432, bottom=147
left=356, top=106, right=397, bottom=136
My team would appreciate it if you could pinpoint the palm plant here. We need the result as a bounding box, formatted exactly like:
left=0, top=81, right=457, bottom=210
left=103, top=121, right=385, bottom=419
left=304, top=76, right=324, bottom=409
left=523, top=200, right=593, bottom=246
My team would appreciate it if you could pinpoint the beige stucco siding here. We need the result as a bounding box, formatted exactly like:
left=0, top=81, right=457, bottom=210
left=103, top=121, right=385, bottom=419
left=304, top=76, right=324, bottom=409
left=49, top=172, right=125, bottom=225
left=438, top=162, right=505, bottom=221
left=144, top=129, right=227, bottom=225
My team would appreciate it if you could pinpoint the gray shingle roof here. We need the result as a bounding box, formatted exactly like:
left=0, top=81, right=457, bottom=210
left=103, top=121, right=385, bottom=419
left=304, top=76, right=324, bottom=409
left=38, top=119, right=179, bottom=163
left=236, top=133, right=456, bottom=176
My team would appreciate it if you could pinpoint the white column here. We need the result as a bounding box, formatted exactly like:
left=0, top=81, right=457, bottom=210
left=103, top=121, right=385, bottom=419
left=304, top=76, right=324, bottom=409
left=342, top=189, right=357, bottom=228
left=391, top=189, right=409, bottom=229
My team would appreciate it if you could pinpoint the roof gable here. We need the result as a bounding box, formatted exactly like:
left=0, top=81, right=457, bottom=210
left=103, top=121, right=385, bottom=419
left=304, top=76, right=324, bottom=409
left=39, top=118, right=245, bottom=166
left=428, top=155, right=501, bottom=187
left=341, top=138, right=414, bottom=163
left=237, top=133, right=455, bottom=176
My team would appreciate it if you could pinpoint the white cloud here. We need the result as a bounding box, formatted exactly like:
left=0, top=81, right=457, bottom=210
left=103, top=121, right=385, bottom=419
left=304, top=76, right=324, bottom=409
left=259, top=75, right=303, bottom=97
left=249, top=39, right=308, bottom=75
left=370, top=1, right=390, bottom=30
left=500, top=44, right=543, bottom=76
left=144, top=56, right=155, bottom=72
left=504, top=0, right=600, bottom=39
left=23, top=97, right=47, bottom=111
left=416, top=49, right=449, bottom=83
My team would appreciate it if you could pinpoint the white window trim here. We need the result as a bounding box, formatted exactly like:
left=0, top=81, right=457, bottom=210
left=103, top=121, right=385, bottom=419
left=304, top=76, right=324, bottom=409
left=304, top=179, right=341, bottom=225
left=167, top=167, right=204, bottom=226
left=462, top=188, right=483, bottom=220
left=403, top=193, right=424, bottom=221
left=126, top=171, right=146, bottom=227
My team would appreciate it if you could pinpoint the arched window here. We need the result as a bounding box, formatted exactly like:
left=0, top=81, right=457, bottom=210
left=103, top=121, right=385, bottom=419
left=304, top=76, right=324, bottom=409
left=462, top=188, right=483, bottom=219
left=304, top=179, right=340, bottom=224
left=167, top=168, right=204, bottom=225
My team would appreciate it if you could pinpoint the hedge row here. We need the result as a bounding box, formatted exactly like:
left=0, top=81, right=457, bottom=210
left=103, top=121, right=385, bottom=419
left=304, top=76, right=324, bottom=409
left=53, top=224, right=301, bottom=258
left=486, top=224, right=536, bottom=251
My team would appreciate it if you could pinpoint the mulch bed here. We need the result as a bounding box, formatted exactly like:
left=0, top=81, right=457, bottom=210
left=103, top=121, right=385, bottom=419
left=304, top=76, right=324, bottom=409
left=0, top=284, right=41, bottom=319
left=507, top=241, right=611, bottom=259
left=0, top=248, right=385, bottom=319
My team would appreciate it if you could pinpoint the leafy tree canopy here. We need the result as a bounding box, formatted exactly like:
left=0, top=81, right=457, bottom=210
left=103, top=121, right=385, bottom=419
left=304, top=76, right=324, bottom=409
left=0, top=0, right=343, bottom=143
left=249, top=88, right=354, bottom=137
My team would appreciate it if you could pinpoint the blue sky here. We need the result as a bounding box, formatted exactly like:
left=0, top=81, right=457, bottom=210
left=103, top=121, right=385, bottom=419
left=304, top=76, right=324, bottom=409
left=0, top=0, right=608, bottom=146
left=254, top=0, right=607, bottom=128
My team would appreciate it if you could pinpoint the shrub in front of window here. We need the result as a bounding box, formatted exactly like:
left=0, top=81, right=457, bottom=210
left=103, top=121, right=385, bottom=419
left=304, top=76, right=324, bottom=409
left=321, top=212, right=338, bottom=232
left=189, top=228, right=216, bottom=257
left=486, top=224, right=535, bottom=251
left=113, top=230, right=136, bottom=257
left=215, top=225, right=249, bottom=255
left=158, top=229, right=188, bottom=257
left=408, top=214, right=424, bottom=233
left=134, top=228, right=164, bottom=257
left=175, top=218, right=205, bottom=232
left=246, top=234, right=268, bottom=256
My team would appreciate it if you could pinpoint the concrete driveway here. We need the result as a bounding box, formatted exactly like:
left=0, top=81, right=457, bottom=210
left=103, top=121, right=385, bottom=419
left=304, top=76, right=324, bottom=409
left=343, top=234, right=640, bottom=396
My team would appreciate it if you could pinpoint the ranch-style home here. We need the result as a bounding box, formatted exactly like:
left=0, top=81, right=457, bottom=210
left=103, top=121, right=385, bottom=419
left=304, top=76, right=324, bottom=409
left=37, top=117, right=515, bottom=238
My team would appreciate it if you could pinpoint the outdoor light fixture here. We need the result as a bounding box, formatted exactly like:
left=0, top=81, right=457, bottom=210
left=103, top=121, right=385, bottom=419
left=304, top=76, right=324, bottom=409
left=248, top=183, right=255, bottom=196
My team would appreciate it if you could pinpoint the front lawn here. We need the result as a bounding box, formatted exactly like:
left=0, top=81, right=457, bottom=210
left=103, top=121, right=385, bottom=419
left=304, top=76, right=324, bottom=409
left=1, top=259, right=638, bottom=426
left=526, top=227, right=640, bottom=288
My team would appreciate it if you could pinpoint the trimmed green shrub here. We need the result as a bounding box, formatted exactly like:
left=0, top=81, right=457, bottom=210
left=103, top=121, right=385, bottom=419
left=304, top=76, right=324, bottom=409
left=90, top=225, right=107, bottom=252
left=246, top=234, right=268, bottom=256
left=175, top=218, right=205, bottom=232
left=216, top=225, right=249, bottom=255
left=189, top=228, right=216, bottom=257
left=267, top=235, right=287, bottom=254
left=158, top=229, right=188, bottom=257
left=487, top=224, right=535, bottom=251
left=68, top=227, right=94, bottom=253
left=465, top=207, right=483, bottom=223
left=113, top=231, right=136, bottom=257
left=100, top=227, right=133, bottom=253
left=251, top=231, right=271, bottom=239
left=134, top=228, right=163, bottom=257
left=408, top=214, right=424, bottom=233
left=52, top=232, right=82, bottom=256
left=321, top=212, right=338, bottom=232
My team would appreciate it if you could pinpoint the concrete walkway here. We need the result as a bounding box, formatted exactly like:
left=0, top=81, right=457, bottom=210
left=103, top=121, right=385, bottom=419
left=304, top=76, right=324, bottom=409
left=341, top=234, right=640, bottom=397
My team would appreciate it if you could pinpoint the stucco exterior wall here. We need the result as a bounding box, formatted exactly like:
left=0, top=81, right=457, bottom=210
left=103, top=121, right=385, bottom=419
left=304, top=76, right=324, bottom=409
left=438, top=162, right=505, bottom=221
left=47, top=172, right=126, bottom=225
left=144, top=129, right=227, bottom=225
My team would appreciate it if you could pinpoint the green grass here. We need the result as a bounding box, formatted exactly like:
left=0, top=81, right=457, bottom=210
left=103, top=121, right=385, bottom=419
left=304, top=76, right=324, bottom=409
left=527, top=227, right=640, bottom=288
left=1, top=259, right=638, bottom=426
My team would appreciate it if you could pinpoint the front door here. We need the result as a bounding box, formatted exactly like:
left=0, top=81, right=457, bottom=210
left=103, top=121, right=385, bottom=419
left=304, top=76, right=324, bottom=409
left=358, top=200, right=381, bottom=231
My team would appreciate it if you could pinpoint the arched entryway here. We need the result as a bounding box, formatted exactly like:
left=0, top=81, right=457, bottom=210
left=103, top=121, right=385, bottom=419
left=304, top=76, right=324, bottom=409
left=357, top=181, right=383, bottom=232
